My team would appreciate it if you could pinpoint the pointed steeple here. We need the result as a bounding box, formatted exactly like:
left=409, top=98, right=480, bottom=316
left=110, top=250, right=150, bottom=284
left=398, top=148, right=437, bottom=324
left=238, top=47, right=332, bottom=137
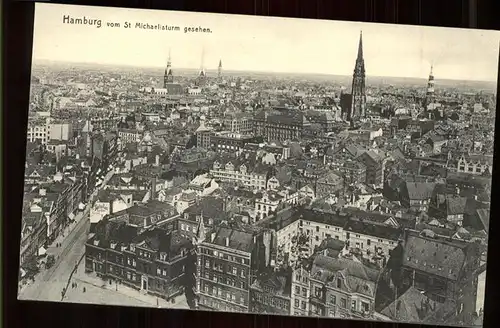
left=357, top=31, right=364, bottom=60
left=199, top=47, right=206, bottom=77
left=217, top=59, right=222, bottom=81
left=349, top=30, right=367, bottom=121
left=164, top=48, right=174, bottom=86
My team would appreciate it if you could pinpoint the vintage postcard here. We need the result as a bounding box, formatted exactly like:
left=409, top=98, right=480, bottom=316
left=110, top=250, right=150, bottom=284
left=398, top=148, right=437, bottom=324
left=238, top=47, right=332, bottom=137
left=19, top=3, right=498, bottom=327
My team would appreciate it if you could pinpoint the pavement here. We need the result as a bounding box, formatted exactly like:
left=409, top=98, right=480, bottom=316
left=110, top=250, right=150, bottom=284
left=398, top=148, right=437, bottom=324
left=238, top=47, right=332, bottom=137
left=19, top=167, right=190, bottom=310
left=66, top=257, right=189, bottom=309
left=18, top=169, right=114, bottom=301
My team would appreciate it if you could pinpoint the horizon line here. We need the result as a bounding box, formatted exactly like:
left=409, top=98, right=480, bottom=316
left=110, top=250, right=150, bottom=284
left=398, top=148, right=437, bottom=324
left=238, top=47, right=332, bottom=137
left=32, top=58, right=499, bottom=84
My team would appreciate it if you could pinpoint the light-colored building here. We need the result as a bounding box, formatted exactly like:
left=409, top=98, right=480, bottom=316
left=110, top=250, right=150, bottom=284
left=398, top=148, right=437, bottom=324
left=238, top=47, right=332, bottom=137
left=50, top=123, right=73, bottom=141
left=27, top=117, right=51, bottom=145
left=210, top=161, right=269, bottom=191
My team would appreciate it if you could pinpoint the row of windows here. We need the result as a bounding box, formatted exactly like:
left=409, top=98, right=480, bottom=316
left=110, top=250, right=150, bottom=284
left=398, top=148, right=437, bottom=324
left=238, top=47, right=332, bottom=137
left=407, top=257, right=454, bottom=273
left=201, top=271, right=247, bottom=289
left=254, top=293, right=289, bottom=310
left=200, top=250, right=250, bottom=265
left=204, top=259, right=247, bottom=277
left=201, top=283, right=247, bottom=306
left=199, top=296, right=244, bottom=312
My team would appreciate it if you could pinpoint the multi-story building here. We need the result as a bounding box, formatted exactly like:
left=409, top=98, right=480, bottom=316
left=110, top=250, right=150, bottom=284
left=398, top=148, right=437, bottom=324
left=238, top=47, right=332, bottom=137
left=118, top=128, right=142, bottom=144
left=211, top=132, right=257, bottom=153
left=305, top=255, right=380, bottom=319
left=253, top=111, right=311, bottom=142
left=297, top=209, right=348, bottom=255
left=399, top=230, right=483, bottom=315
left=290, top=265, right=311, bottom=316
left=357, top=151, right=386, bottom=188
left=39, top=177, right=86, bottom=243
left=27, top=117, right=51, bottom=145
left=85, top=218, right=192, bottom=299
left=304, top=111, right=336, bottom=132
left=196, top=225, right=275, bottom=313
left=195, top=121, right=214, bottom=149
left=50, top=122, right=73, bottom=141
left=91, top=132, right=118, bottom=169
left=315, top=172, right=343, bottom=198
left=209, top=160, right=270, bottom=191
left=250, top=270, right=292, bottom=315
left=343, top=218, right=402, bottom=265
left=19, top=203, right=49, bottom=269
left=399, top=181, right=436, bottom=212
left=223, top=113, right=254, bottom=134
left=456, top=153, right=494, bottom=176
left=329, top=160, right=367, bottom=185
left=91, top=116, right=120, bottom=131
left=243, top=143, right=291, bottom=161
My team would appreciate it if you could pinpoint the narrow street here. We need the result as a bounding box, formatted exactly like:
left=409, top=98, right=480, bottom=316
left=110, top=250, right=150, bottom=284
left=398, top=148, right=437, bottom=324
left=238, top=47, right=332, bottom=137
left=18, top=169, right=114, bottom=302
left=18, top=210, right=90, bottom=302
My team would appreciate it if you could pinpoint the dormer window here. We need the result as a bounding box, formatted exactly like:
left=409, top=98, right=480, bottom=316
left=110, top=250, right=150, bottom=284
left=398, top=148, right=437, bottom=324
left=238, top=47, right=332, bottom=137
left=93, top=239, right=99, bottom=246
left=130, top=245, right=136, bottom=252
left=160, top=252, right=167, bottom=261
left=110, top=242, right=117, bottom=249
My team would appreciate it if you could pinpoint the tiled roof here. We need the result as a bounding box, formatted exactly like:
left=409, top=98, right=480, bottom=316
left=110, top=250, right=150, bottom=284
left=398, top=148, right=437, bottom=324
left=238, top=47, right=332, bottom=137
left=403, top=231, right=469, bottom=281
left=381, top=286, right=438, bottom=322
left=209, top=226, right=256, bottom=253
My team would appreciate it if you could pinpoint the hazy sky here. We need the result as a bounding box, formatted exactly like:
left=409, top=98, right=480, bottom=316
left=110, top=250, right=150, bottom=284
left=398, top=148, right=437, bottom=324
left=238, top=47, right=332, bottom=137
left=33, top=3, right=500, bottom=81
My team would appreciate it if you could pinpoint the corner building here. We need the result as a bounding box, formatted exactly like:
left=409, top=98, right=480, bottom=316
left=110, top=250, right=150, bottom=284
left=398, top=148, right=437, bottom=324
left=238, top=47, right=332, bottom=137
left=197, top=225, right=275, bottom=312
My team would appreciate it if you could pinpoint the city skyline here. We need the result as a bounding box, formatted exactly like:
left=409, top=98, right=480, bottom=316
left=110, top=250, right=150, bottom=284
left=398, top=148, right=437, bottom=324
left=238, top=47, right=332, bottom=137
left=33, top=3, right=500, bottom=82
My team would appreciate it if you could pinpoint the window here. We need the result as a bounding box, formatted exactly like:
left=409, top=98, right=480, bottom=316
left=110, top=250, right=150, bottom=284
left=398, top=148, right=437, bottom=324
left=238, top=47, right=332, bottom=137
left=314, top=286, right=322, bottom=297
left=351, top=300, right=357, bottom=311
left=337, top=278, right=341, bottom=289
left=295, top=286, right=300, bottom=295
left=302, top=287, right=307, bottom=297
left=367, top=239, right=371, bottom=246
left=232, top=267, right=237, bottom=275
left=316, top=226, right=319, bottom=232
left=301, top=301, right=306, bottom=310
left=341, top=298, right=347, bottom=308
left=329, top=295, right=336, bottom=304
left=361, top=302, right=370, bottom=312
left=157, top=268, right=161, bottom=275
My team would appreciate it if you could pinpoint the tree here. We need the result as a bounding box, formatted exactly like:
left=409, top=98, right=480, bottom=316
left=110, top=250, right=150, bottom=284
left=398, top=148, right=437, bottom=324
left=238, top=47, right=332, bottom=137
left=182, top=248, right=198, bottom=309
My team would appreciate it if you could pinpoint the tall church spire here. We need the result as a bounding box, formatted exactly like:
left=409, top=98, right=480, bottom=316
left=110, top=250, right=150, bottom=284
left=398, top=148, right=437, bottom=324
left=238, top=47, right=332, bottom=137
left=196, top=48, right=207, bottom=87
left=349, top=31, right=367, bottom=121
left=164, top=48, right=174, bottom=86
left=357, top=31, right=364, bottom=61
left=217, top=59, right=222, bottom=81
left=424, top=64, right=435, bottom=111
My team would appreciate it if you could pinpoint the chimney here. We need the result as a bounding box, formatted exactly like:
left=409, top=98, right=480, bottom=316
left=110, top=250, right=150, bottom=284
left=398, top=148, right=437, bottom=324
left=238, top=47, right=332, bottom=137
left=39, top=188, right=46, bottom=196
left=155, top=154, right=160, bottom=166
left=225, top=237, right=229, bottom=247
left=110, top=200, right=114, bottom=214
left=210, top=232, right=216, bottom=242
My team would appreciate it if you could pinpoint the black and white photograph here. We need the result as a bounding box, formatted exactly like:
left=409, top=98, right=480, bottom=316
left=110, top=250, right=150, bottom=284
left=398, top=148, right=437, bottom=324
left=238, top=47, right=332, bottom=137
left=18, top=3, right=499, bottom=327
